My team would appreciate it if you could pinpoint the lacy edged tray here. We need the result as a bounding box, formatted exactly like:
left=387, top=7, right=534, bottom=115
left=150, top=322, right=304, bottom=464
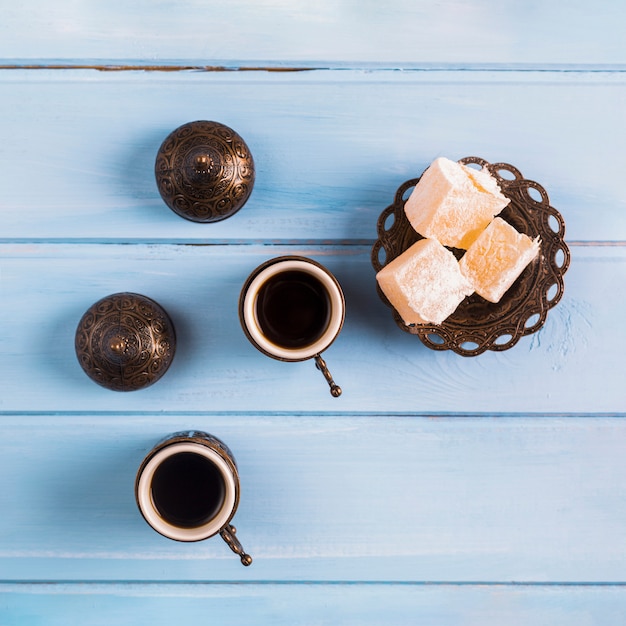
left=371, top=157, right=570, bottom=357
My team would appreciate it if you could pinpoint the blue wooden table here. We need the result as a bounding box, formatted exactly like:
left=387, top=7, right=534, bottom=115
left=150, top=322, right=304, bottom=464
left=1, top=1, right=626, bottom=623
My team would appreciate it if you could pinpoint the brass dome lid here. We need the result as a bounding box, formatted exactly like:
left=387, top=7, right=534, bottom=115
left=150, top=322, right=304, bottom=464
left=75, top=292, right=176, bottom=391
left=155, top=120, right=255, bottom=223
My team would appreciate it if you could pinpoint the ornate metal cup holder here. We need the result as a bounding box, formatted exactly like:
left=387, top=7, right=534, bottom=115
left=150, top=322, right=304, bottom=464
left=371, top=157, right=570, bottom=357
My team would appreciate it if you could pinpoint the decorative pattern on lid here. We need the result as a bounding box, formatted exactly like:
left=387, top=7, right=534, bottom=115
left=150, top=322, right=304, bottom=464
left=75, top=292, right=176, bottom=390
left=155, top=120, right=255, bottom=223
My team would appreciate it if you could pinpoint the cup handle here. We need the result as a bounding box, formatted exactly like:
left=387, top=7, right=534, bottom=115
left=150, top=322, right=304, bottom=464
left=314, top=354, right=342, bottom=397
left=219, top=524, right=253, bottom=566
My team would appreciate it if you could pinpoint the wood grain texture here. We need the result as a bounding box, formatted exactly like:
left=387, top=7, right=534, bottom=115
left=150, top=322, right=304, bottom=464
left=0, top=71, right=624, bottom=243
left=2, top=583, right=626, bottom=626
left=2, top=415, right=626, bottom=582
left=0, top=0, right=624, bottom=66
left=0, top=243, right=622, bottom=414
left=2, top=0, right=625, bottom=621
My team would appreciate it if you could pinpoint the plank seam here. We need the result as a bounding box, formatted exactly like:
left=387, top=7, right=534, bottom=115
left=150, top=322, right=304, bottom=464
left=2, top=411, right=625, bottom=418
left=3, top=580, right=626, bottom=587
left=2, top=63, right=626, bottom=73
left=0, top=239, right=620, bottom=246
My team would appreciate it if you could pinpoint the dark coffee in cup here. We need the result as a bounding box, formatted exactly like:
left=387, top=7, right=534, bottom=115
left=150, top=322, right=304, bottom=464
left=239, top=256, right=345, bottom=397
left=256, top=270, right=331, bottom=349
left=135, top=431, right=252, bottom=565
left=150, top=451, right=226, bottom=529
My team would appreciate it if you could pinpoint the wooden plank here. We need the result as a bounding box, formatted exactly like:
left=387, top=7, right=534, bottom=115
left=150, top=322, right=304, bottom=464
left=2, top=415, right=626, bottom=582
left=0, top=243, right=623, bottom=414
left=0, top=0, right=624, bottom=66
left=0, top=70, right=624, bottom=243
left=2, top=583, right=626, bottom=626
left=0, top=0, right=622, bottom=620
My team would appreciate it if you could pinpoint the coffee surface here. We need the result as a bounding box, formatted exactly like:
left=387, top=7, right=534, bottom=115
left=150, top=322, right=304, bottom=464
left=151, top=451, right=225, bottom=529
left=256, top=270, right=330, bottom=349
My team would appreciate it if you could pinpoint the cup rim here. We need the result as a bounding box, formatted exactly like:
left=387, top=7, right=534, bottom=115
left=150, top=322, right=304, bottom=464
left=136, top=442, right=237, bottom=542
left=239, top=256, right=345, bottom=361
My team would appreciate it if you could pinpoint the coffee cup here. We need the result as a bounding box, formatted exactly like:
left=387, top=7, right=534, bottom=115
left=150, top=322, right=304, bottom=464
left=239, top=255, right=345, bottom=397
left=135, top=431, right=252, bottom=566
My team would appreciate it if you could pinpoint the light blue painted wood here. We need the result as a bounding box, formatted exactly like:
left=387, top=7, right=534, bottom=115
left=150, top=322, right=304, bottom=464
left=2, top=0, right=625, bottom=619
left=0, top=244, right=622, bottom=414
left=0, top=70, right=624, bottom=243
left=0, top=0, right=624, bottom=66
left=2, top=583, right=626, bottom=626
left=1, top=415, right=626, bottom=582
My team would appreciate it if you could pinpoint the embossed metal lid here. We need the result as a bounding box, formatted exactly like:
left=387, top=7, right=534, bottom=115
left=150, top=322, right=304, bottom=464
left=75, top=292, right=176, bottom=391
left=155, top=120, right=255, bottom=223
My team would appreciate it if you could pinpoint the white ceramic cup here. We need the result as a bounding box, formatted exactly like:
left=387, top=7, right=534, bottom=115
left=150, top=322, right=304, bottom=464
left=135, top=431, right=252, bottom=565
left=239, top=256, right=345, bottom=396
